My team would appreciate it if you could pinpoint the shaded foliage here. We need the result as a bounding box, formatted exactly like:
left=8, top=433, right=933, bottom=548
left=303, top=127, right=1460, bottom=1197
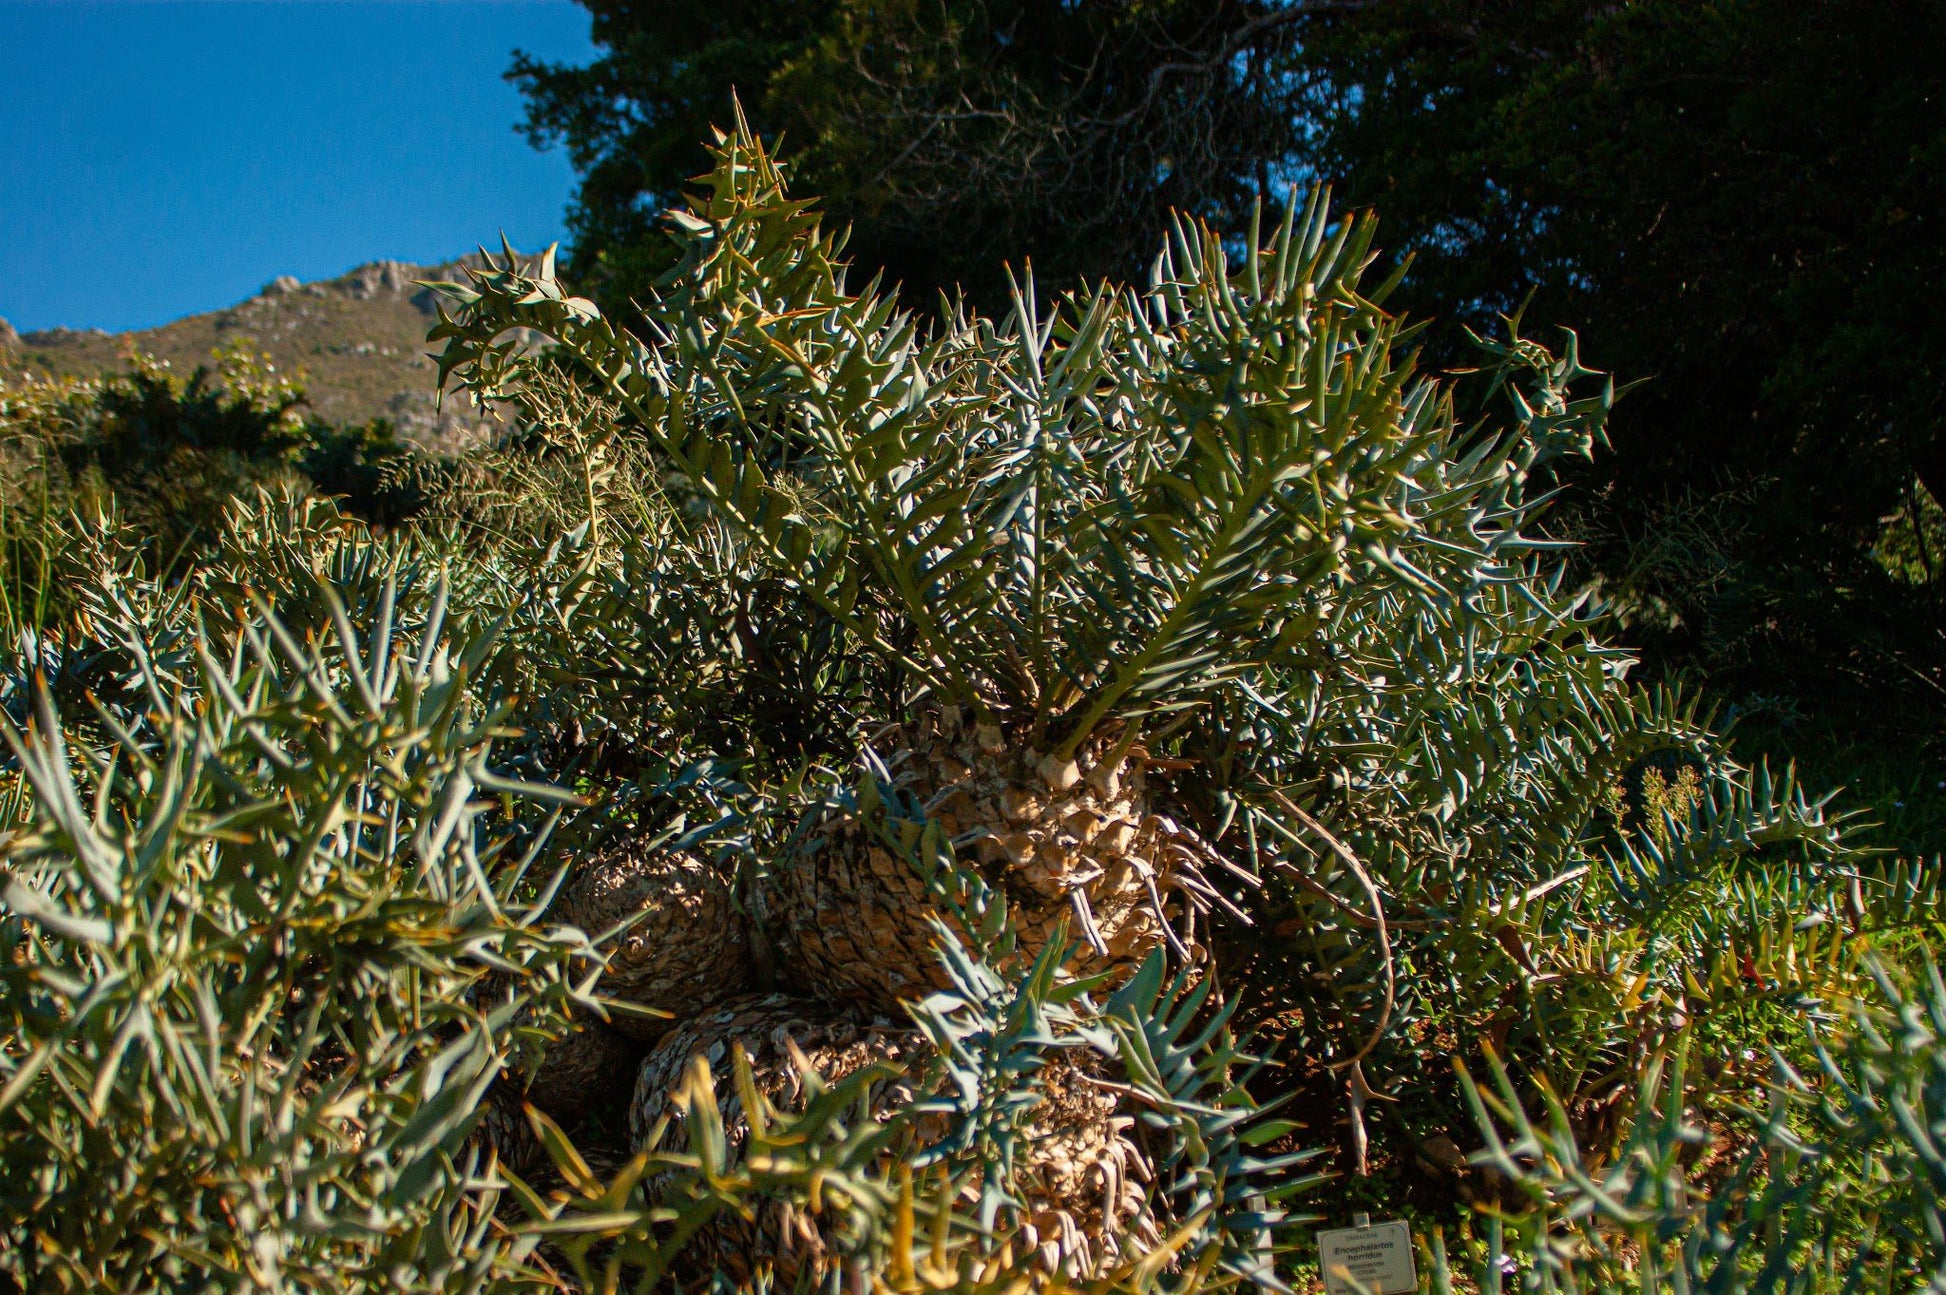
left=1282, top=0, right=1946, bottom=780
left=510, top=0, right=1330, bottom=311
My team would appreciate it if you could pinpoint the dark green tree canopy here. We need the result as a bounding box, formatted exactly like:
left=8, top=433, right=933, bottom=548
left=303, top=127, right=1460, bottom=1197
left=1292, top=0, right=1946, bottom=533
left=1284, top=0, right=1946, bottom=737
left=511, top=0, right=1333, bottom=308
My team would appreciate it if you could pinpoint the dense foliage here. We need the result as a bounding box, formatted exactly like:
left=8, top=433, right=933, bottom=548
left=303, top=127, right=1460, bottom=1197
left=1281, top=0, right=1946, bottom=837
left=516, top=1, right=1946, bottom=854
left=509, top=0, right=1317, bottom=310
left=1, top=123, right=1943, bottom=1291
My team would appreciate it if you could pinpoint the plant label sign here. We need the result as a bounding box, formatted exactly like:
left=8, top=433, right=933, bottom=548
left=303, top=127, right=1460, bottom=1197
left=1317, top=1219, right=1417, bottom=1295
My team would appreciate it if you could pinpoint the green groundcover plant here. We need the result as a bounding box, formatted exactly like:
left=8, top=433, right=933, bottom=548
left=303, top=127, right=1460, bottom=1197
left=0, top=120, right=1941, bottom=1292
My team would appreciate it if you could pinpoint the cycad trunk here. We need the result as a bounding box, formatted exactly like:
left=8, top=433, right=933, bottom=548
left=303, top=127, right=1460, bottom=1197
left=763, top=711, right=1213, bottom=1010
left=555, top=845, right=753, bottom=1040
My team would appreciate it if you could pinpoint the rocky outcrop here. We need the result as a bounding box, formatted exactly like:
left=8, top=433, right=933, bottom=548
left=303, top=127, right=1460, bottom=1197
left=5, top=254, right=502, bottom=446
left=335, top=260, right=419, bottom=301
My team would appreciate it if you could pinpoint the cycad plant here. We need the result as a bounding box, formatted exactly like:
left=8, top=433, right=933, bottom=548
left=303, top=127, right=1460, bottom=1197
left=428, top=114, right=1622, bottom=1013
left=423, top=116, right=1940, bottom=1274
left=1, top=114, right=1940, bottom=1291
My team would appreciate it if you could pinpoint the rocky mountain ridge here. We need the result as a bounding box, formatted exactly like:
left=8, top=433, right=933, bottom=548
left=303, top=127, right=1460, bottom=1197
left=1, top=256, right=502, bottom=447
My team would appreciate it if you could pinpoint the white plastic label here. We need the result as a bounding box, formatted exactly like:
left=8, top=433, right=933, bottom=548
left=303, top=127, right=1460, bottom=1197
left=1317, top=1219, right=1418, bottom=1295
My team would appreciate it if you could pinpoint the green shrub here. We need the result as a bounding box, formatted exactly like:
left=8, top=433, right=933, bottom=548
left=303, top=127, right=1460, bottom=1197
left=0, top=515, right=589, bottom=1289
left=0, top=341, right=425, bottom=600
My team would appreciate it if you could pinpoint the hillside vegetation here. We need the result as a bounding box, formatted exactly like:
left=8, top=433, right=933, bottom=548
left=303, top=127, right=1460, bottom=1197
left=2, top=256, right=495, bottom=448
left=0, top=123, right=1942, bottom=1292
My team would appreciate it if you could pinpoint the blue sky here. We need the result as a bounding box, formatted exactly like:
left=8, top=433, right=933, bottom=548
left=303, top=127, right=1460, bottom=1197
left=0, top=1, right=596, bottom=333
